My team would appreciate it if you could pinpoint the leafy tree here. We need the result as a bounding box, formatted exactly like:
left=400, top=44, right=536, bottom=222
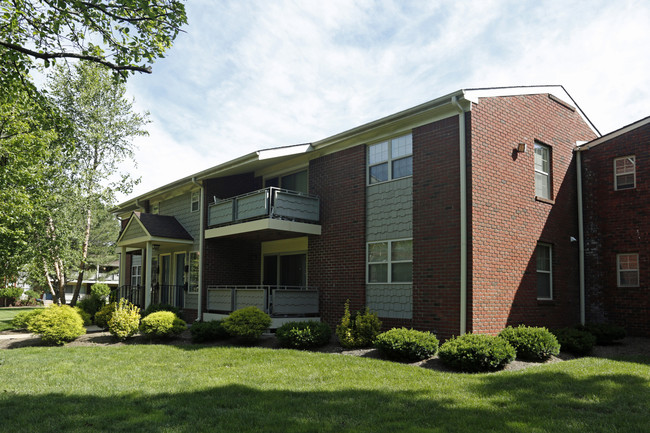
left=0, top=0, right=187, bottom=81
left=40, top=62, right=147, bottom=305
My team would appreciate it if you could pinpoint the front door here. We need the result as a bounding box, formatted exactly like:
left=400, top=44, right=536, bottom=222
left=175, top=253, right=186, bottom=307
left=263, top=253, right=306, bottom=287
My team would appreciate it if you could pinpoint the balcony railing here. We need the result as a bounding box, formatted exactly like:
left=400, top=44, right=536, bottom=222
left=206, top=285, right=319, bottom=317
left=112, top=284, right=186, bottom=309
left=113, top=285, right=144, bottom=307
left=208, top=187, right=320, bottom=227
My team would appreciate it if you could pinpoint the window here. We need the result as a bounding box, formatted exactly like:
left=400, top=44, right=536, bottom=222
left=536, top=243, right=552, bottom=300
left=151, top=202, right=159, bottom=214
left=265, top=170, right=309, bottom=194
left=131, top=255, right=142, bottom=287
left=534, top=142, right=551, bottom=199
left=188, top=252, right=199, bottom=293
left=368, top=134, right=413, bottom=184
left=617, top=253, right=639, bottom=287
left=190, top=191, right=200, bottom=212
left=367, top=239, right=413, bottom=283
left=614, top=156, right=636, bottom=190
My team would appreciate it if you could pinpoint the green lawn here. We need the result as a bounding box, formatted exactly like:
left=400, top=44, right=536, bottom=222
left=0, top=307, right=42, bottom=331
left=0, top=345, right=648, bottom=433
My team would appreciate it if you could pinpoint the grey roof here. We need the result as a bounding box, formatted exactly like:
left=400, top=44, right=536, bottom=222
left=136, top=213, right=193, bottom=240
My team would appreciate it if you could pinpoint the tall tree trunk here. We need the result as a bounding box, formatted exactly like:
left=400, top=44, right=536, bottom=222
left=71, top=207, right=93, bottom=306
left=42, top=259, right=59, bottom=305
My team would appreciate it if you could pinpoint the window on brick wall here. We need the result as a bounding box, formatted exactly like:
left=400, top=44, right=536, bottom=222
left=131, top=255, right=142, bottom=287
left=617, top=253, right=639, bottom=287
left=190, top=191, right=200, bottom=212
left=368, top=134, right=413, bottom=184
left=536, top=243, right=552, bottom=300
left=367, top=239, right=413, bottom=283
left=614, top=155, right=636, bottom=190
left=534, top=142, right=552, bottom=199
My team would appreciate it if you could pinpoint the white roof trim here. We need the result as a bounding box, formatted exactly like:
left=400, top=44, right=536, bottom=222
left=257, top=144, right=312, bottom=160
left=577, top=116, right=650, bottom=151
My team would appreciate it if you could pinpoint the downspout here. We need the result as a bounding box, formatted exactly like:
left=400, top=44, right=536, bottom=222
left=576, top=149, right=586, bottom=325
left=192, top=177, right=205, bottom=321
left=452, top=96, right=468, bottom=335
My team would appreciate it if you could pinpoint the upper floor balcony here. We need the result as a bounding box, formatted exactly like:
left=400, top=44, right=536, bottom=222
left=205, top=187, right=321, bottom=238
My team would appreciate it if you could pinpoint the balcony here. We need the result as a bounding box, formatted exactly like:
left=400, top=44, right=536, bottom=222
left=205, top=187, right=321, bottom=238
left=206, top=285, right=319, bottom=317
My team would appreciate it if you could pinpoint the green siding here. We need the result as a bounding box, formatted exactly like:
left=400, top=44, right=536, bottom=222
left=121, top=221, right=146, bottom=241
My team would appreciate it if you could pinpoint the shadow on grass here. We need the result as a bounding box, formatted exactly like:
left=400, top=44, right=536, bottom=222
left=1, top=369, right=648, bottom=433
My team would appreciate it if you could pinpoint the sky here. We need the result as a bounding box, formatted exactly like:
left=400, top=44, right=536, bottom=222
left=118, top=0, right=650, bottom=202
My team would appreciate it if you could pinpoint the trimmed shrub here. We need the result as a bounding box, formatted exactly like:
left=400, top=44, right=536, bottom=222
left=439, top=334, right=516, bottom=373
left=222, top=306, right=271, bottom=343
left=190, top=320, right=230, bottom=343
left=276, top=321, right=332, bottom=349
left=552, top=327, right=596, bottom=356
left=90, top=283, right=111, bottom=300
left=336, top=300, right=382, bottom=349
left=108, top=299, right=141, bottom=341
left=11, top=309, right=45, bottom=330
left=140, top=311, right=186, bottom=338
left=27, top=305, right=86, bottom=345
left=77, top=294, right=105, bottom=321
left=142, top=303, right=181, bottom=318
left=94, top=302, right=116, bottom=330
left=498, top=325, right=560, bottom=361
left=374, top=328, right=439, bottom=362
left=74, top=306, right=92, bottom=326
left=578, top=323, right=626, bottom=345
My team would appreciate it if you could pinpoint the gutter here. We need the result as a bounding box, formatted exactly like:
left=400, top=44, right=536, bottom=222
left=575, top=149, right=586, bottom=325
left=452, top=96, right=468, bottom=335
left=191, top=177, right=205, bottom=322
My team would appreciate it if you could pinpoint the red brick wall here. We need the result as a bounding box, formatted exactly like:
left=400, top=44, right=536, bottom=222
left=412, top=115, right=462, bottom=338
left=308, top=145, right=366, bottom=327
left=470, top=94, right=597, bottom=334
left=582, top=121, right=650, bottom=336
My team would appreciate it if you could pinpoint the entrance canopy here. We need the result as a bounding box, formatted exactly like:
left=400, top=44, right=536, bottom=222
left=117, top=212, right=194, bottom=249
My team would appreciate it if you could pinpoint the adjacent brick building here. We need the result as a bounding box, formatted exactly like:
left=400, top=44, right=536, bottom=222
left=114, top=86, right=648, bottom=339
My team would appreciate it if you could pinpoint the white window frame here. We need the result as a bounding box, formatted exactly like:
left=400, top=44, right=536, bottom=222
left=534, top=142, right=551, bottom=199
left=617, top=253, right=639, bottom=287
left=367, top=134, right=413, bottom=185
left=131, top=255, right=142, bottom=287
left=367, top=238, right=413, bottom=284
left=614, top=155, right=636, bottom=190
left=190, top=191, right=200, bottom=212
left=536, top=243, right=553, bottom=300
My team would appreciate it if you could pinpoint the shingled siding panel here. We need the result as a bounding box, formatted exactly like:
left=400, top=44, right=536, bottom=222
left=581, top=122, right=650, bottom=336
left=309, top=145, right=366, bottom=327
left=412, top=115, right=462, bottom=339
left=470, top=94, right=597, bottom=335
left=366, top=177, right=413, bottom=318
left=159, top=193, right=200, bottom=251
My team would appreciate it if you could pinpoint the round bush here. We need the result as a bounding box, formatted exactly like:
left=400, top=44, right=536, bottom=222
left=552, top=327, right=596, bottom=356
left=578, top=323, right=626, bottom=345
left=498, top=325, right=560, bottom=361
left=374, top=328, right=439, bottom=362
left=222, top=306, right=271, bottom=342
left=142, top=303, right=181, bottom=318
left=276, top=321, right=332, bottom=349
left=94, top=302, right=116, bottom=329
left=77, top=296, right=105, bottom=320
left=27, top=305, right=86, bottom=345
left=108, top=299, right=141, bottom=341
left=11, top=308, right=45, bottom=330
left=140, top=311, right=186, bottom=338
left=190, top=320, right=230, bottom=343
left=439, top=334, right=516, bottom=373
left=90, top=283, right=111, bottom=300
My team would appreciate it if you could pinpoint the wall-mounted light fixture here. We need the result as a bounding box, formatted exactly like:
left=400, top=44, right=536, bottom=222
left=516, top=142, right=527, bottom=153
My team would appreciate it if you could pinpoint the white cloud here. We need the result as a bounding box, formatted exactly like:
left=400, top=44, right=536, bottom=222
left=119, top=0, right=650, bottom=204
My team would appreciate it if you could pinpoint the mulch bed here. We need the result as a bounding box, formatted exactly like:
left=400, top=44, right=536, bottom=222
left=2, top=328, right=648, bottom=373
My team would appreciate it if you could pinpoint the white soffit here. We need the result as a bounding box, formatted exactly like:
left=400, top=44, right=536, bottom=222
left=257, top=144, right=312, bottom=160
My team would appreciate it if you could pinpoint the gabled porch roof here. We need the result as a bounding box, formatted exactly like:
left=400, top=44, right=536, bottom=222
left=117, top=212, right=194, bottom=249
